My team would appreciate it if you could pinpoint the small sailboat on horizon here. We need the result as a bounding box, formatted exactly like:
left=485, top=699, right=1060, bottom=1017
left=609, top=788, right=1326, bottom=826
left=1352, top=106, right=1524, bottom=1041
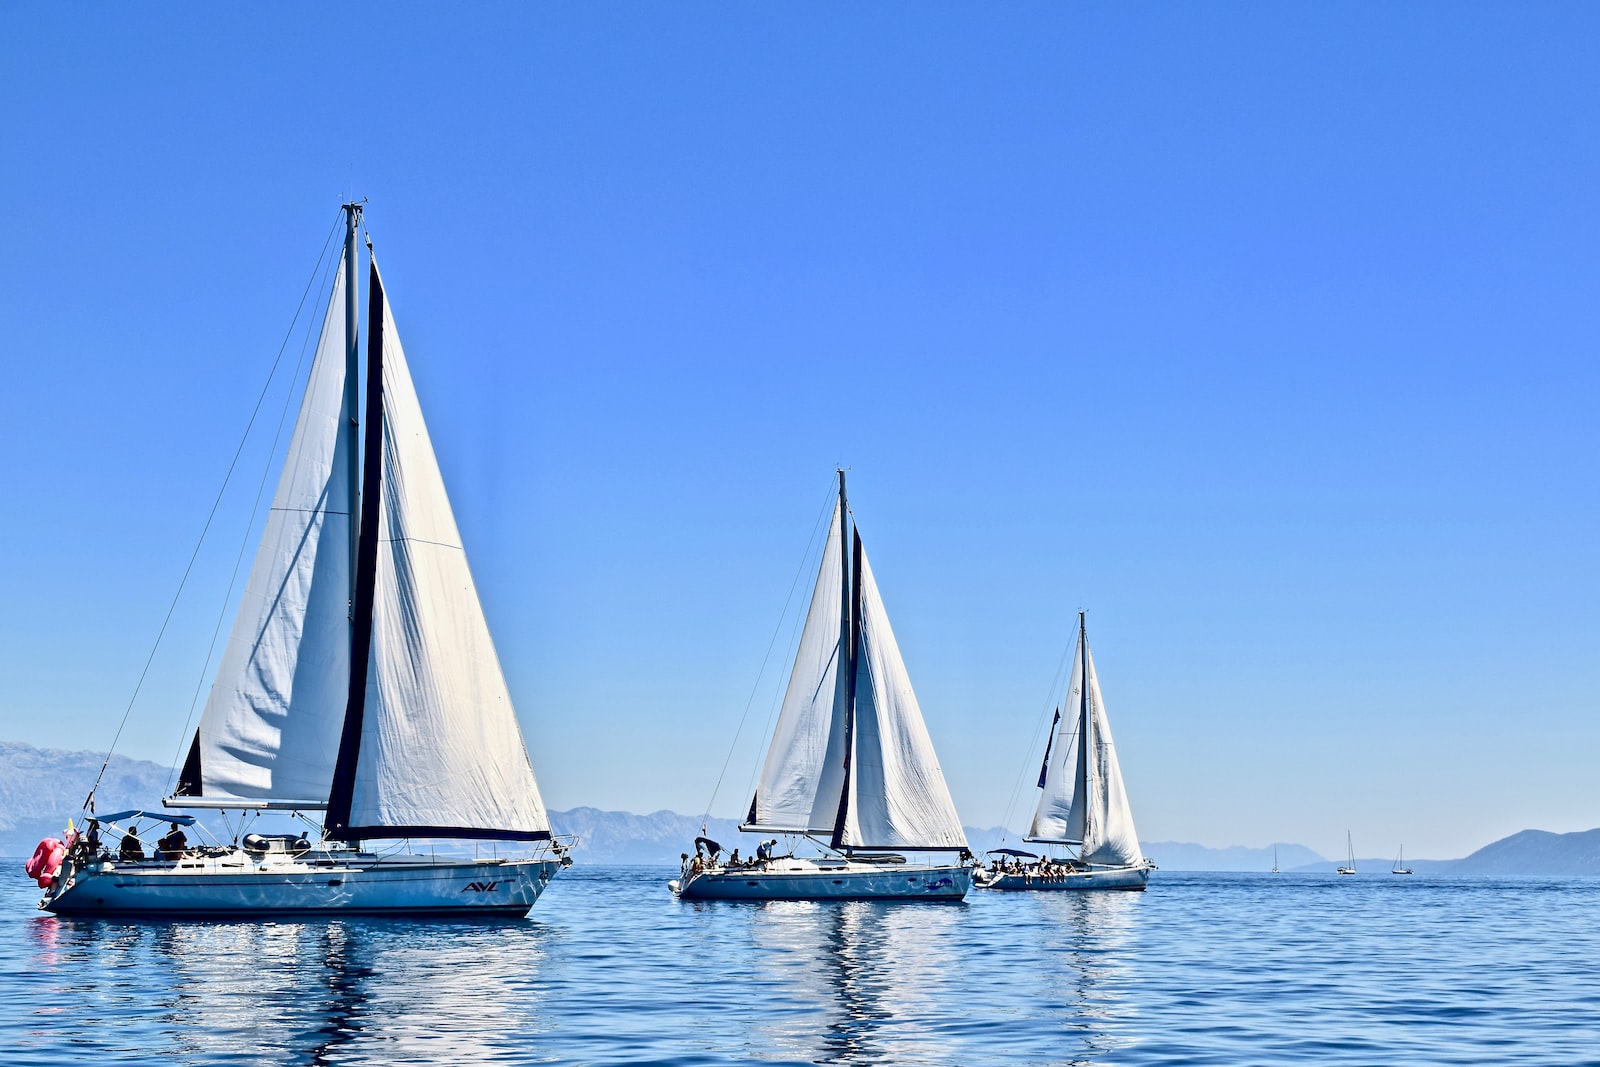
left=974, top=612, right=1155, bottom=891
left=1337, top=831, right=1357, bottom=875
left=1393, top=845, right=1414, bottom=875
left=35, top=204, right=570, bottom=917
left=1271, top=846, right=1280, bottom=874
left=671, top=471, right=974, bottom=901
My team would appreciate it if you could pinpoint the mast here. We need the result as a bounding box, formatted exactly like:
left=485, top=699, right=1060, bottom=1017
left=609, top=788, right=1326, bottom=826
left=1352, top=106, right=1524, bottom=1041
left=1076, top=612, right=1094, bottom=854
left=341, top=203, right=363, bottom=612
left=325, top=249, right=386, bottom=841
left=830, top=469, right=858, bottom=851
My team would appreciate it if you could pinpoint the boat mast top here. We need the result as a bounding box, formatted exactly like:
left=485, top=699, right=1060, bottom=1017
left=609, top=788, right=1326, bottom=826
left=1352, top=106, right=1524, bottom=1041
left=837, top=468, right=849, bottom=631
left=342, top=201, right=364, bottom=615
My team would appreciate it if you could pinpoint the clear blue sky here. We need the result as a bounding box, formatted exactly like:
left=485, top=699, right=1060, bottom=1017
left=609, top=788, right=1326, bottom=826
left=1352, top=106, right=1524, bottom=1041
left=2, top=6, right=1595, bottom=860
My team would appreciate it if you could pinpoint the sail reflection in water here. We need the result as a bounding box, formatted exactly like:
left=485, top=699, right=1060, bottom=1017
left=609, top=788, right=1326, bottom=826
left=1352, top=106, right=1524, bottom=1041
left=16, top=914, right=554, bottom=1066
left=745, top=895, right=1139, bottom=1065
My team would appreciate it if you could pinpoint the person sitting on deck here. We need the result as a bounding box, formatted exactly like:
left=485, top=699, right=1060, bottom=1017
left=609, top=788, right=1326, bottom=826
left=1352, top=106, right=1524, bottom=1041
left=157, top=823, right=188, bottom=861
left=118, top=826, right=145, bottom=863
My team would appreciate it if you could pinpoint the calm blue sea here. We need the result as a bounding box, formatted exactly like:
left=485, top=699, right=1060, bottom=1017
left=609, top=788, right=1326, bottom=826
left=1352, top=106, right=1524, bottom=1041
left=3, top=865, right=1597, bottom=1065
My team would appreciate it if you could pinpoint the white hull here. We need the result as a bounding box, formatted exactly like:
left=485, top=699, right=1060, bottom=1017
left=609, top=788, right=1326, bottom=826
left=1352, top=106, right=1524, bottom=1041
left=974, top=864, right=1150, bottom=891
left=672, top=858, right=971, bottom=901
left=42, top=849, right=562, bottom=918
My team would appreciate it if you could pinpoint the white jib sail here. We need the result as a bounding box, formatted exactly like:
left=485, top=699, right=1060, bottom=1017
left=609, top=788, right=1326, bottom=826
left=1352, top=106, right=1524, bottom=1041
left=748, top=502, right=850, bottom=833
left=1027, top=644, right=1085, bottom=844
left=1078, top=645, right=1143, bottom=865
left=839, top=548, right=968, bottom=851
left=191, top=264, right=352, bottom=801
left=345, top=271, right=551, bottom=836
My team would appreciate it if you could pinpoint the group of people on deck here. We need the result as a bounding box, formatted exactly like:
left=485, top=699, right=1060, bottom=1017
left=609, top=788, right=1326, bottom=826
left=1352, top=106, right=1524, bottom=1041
left=989, top=856, right=1084, bottom=883
left=680, top=837, right=781, bottom=878
left=101, top=821, right=189, bottom=864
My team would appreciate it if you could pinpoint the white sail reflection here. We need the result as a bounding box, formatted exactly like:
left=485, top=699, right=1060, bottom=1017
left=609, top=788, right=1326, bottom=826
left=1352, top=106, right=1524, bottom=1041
left=1033, top=893, right=1143, bottom=1059
left=748, top=901, right=963, bottom=1065
left=22, top=917, right=554, bottom=1065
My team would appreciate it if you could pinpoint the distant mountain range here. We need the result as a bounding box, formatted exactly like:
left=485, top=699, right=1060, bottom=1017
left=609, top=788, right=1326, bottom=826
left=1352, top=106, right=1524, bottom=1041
left=1, top=741, right=1595, bottom=875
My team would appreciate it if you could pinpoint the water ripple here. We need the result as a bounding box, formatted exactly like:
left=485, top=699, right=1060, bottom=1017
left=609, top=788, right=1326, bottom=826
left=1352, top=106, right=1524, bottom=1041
left=3, top=868, right=1598, bottom=1064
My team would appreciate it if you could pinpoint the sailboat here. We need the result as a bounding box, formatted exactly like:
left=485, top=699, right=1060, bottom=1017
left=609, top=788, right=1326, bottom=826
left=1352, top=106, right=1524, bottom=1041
left=671, top=472, right=974, bottom=901
left=1336, top=831, right=1357, bottom=875
left=975, top=612, right=1155, bottom=891
left=1392, top=846, right=1414, bottom=875
left=1271, top=846, right=1280, bottom=874
left=38, top=204, right=569, bottom=917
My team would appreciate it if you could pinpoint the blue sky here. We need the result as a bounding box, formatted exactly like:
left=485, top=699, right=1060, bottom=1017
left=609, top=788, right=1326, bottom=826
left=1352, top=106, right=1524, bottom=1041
left=1, top=6, right=1595, bottom=860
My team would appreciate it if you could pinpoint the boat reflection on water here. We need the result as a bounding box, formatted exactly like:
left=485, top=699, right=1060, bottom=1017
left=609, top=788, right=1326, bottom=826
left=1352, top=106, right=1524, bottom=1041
left=745, top=891, right=1140, bottom=1065
left=749, top=899, right=959, bottom=1064
left=1031, top=892, right=1141, bottom=1061
left=22, top=914, right=554, bottom=1065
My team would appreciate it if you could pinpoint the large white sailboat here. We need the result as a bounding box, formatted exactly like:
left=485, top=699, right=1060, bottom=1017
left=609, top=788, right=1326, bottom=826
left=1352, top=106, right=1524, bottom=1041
left=39, top=205, right=569, bottom=917
left=976, top=612, right=1154, bottom=891
left=672, top=472, right=974, bottom=901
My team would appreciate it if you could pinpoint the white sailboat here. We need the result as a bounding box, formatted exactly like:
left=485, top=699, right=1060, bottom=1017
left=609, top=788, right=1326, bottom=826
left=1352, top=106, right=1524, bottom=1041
left=672, top=472, right=974, bottom=901
left=1337, top=831, right=1357, bottom=875
left=1272, top=846, right=1280, bottom=874
left=1392, top=846, right=1413, bottom=875
left=39, top=204, right=569, bottom=917
left=976, top=612, right=1155, bottom=891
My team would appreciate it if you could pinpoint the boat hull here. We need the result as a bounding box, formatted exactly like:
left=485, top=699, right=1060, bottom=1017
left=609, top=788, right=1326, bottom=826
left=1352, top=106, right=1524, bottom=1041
left=673, top=859, right=971, bottom=901
left=974, top=864, right=1150, bottom=891
left=42, top=852, right=563, bottom=918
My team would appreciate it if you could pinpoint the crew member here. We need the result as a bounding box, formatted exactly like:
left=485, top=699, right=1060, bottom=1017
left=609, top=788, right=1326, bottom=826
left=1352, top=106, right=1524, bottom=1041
left=157, top=822, right=189, bottom=861
left=119, top=825, right=145, bottom=863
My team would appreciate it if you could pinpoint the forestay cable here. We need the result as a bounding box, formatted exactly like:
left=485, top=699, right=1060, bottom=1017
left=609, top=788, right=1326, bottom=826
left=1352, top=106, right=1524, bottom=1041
left=700, top=476, right=839, bottom=829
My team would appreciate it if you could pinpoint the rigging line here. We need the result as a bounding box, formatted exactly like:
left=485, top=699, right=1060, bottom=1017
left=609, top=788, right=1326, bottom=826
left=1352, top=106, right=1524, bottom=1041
left=736, top=477, right=841, bottom=816
left=84, top=209, right=346, bottom=812
left=162, top=233, right=343, bottom=795
left=740, top=522, right=825, bottom=813
left=998, top=621, right=1077, bottom=837
left=700, top=476, right=839, bottom=826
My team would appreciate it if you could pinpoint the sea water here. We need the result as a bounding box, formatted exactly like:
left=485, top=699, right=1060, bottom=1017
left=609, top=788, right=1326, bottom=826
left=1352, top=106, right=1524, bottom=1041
left=2, top=865, right=1597, bottom=1065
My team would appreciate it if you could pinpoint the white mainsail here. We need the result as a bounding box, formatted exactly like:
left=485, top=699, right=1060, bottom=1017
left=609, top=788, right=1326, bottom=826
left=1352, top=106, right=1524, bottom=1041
left=185, top=264, right=352, bottom=802
left=1028, top=623, right=1144, bottom=866
left=837, top=548, right=968, bottom=851
left=746, top=502, right=849, bottom=834
left=341, top=265, right=551, bottom=838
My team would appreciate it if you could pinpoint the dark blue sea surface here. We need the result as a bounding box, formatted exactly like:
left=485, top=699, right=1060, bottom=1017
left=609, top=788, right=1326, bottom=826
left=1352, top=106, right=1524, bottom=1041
left=4, top=865, right=1597, bottom=1065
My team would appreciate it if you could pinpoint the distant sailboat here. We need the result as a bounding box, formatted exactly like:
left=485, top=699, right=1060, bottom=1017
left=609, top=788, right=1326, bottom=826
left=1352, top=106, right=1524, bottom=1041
left=1392, top=846, right=1414, bottom=875
left=671, top=471, right=973, bottom=901
left=1337, top=831, right=1357, bottom=875
left=37, top=204, right=569, bottom=917
left=975, top=612, right=1155, bottom=891
left=1271, top=846, right=1280, bottom=874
